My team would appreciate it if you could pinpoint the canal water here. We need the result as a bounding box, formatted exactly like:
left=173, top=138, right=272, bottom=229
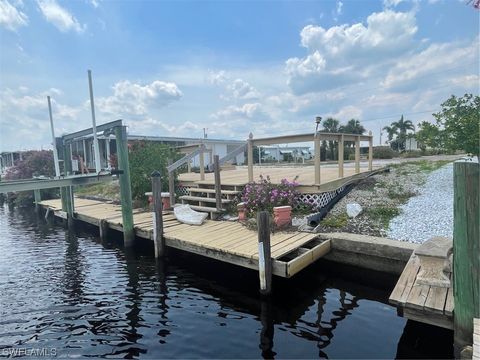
left=0, top=204, right=452, bottom=358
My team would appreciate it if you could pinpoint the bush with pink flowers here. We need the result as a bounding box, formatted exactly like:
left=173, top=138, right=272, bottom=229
left=241, top=175, right=311, bottom=217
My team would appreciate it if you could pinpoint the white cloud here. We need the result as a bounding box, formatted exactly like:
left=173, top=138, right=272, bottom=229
left=37, top=0, right=85, bottom=33
left=227, top=79, right=260, bottom=100
left=382, top=38, right=479, bottom=91
left=0, top=0, right=28, bottom=31
left=211, top=103, right=267, bottom=121
left=207, top=70, right=229, bottom=85
left=383, top=0, right=405, bottom=7
left=286, top=10, right=417, bottom=94
left=327, top=105, right=363, bottom=121
left=96, top=80, right=183, bottom=116
left=336, top=1, right=343, bottom=14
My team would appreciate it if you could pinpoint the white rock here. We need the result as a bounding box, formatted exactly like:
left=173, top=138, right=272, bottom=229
left=346, top=203, right=363, bottom=218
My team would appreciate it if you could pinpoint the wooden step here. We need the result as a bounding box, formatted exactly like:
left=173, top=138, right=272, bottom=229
left=189, top=188, right=239, bottom=195
left=188, top=205, right=225, bottom=213
left=180, top=195, right=232, bottom=204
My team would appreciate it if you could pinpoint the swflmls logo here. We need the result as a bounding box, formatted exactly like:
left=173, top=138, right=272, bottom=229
left=1, top=348, right=57, bottom=357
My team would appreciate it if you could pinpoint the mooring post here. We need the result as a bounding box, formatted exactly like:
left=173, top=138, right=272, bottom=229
left=114, top=125, right=135, bottom=247
left=453, top=159, right=479, bottom=357
left=338, top=134, right=344, bottom=178
left=151, top=170, right=165, bottom=258
left=99, top=219, right=109, bottom=241
left=247, top=133, right=254, bottom=183
left=257, top=211, right=272, bottom=295
left=355, top=135, right=361, bottom=174
left=314, top=132, right=321, bottom=185
left=34, top=189, right=41, bottom=213
left=213, top=155, right=222, bottom=212
left=368, top=131, right=373, bottom=171
left=63, top=142, right=75, bottom=229
left=167, top=159, right=175, bottom=209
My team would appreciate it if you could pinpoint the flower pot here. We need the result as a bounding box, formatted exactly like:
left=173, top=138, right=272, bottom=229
left=273, top=205, right=292, bottom=228
left=237, top=202, right=247, bottom=221
left=161, top=192, right=171, bottom=210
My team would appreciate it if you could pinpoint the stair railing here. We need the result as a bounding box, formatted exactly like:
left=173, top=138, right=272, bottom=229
left=207, top=143, right=247, bottom=171
left=167, top=144, right=208, bottom=207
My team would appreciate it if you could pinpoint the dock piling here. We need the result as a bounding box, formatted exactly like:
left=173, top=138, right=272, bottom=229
left=257, top=211, right=272, bottom=295
left=99, top=219, right=109, bottom=241
left=151, top=170, right=165, bottom=258
left=247, top=133, right=254, bottom=183
left=368, top=131, right=373, bottom=171
left=114, top=125, right=135, bottom=247
left=453, top=159, right=479, bottom=356
left=213, top=155, right=222, bottom=211
left=314, top=132, right=321, bottom=185
left=338, top=134, right=344, bottom=178
left=34, top=189, right=41, bottom=213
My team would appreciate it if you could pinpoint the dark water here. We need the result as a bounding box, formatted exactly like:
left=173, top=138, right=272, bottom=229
left=0, top=204, right=453, bottom=359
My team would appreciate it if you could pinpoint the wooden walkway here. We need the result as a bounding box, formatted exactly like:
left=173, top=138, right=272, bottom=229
left=40, top=198, right=331, bottom=278
left=179, top=165, right=381, bottom=193
left=389, top=254, right=454, bottom=329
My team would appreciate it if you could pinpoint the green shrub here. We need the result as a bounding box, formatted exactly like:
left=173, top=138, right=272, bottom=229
left=365, top=206, right=400, bottom=228
left=400, top=150, right=422, bottom=158
left=373, top=146, right=396, bottom=159
left=321, top=212, right=348, bottom=228
left=128, top=141, right=180, bottom=202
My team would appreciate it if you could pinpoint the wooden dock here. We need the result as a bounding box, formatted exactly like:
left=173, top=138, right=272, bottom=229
left=389, top=254, right=454, bottom=330
left=179, top=164, right=381, bottom=193
left=40, top=198, right=331, bottom=278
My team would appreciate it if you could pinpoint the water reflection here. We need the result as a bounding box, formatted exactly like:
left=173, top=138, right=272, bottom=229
left=0, top=205, right=452, bottom=358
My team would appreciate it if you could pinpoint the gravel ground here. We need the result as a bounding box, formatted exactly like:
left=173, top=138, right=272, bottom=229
left=314, top=160, right=452, bottom=238
left=387, top=163, right=453, bottom=243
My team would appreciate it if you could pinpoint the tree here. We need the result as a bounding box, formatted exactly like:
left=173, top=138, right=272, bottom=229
left=382, top=125, right=398, bottom=143
left=391, top=115, right=415, bottom=151
left=433, top=94, right=480, bottom=156
left=340, top=119, right=366, bottom=135
left=338, top=119, right=366, bottom=158
left=321, top=117, right=340, bottom=160
left=416, top=121, right=443, bottom=151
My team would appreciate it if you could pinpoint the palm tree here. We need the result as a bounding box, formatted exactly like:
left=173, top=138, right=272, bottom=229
left=391, top=115, right=415, bottom=150
left=340, top=119, right=366, bottom=135
left=382, top=125, right=398, bottom=143
left=321, top=117, right=340, bottom=160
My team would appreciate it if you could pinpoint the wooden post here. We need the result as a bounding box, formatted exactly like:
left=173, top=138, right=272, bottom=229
left=453, top=159, right=479, bottom=356
left=248, top=133, right=254, bottom=182
left=199, top=148, right=205, bottom=181
left=314, top=132, right=321, bottom=185
left=151, top=170, right=165, bottom=258
left=34, top=189, right=41, bottom=213
left=355, top=135, right=360, bottom=174
left=63, top=142, right=75, bottom=229
left=99, top=219, right=109, bottom=241
left=338, top=134, right=344, bottom=178
left=257, top=211, right=272, bottom=295
left=214, top=155, right=222, bottom=211
left=167, top=159, right=175, bottom=208
left=114, top=125, right=135, bottom=247
left=187, top=160, right=191, bottom=173
left=368, top=131, right=373, bottom=171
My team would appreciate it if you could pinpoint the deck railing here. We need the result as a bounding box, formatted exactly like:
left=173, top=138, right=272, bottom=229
left=247, top=131, right=373, bottom=184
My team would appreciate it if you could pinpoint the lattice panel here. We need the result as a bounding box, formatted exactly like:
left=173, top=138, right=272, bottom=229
left=295, top=186, right=345, bottom=211
left=176, top=185, right=190, bottom=196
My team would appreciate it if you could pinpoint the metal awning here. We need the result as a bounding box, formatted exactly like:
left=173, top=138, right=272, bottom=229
left=280, top=150, right=293, bottom=154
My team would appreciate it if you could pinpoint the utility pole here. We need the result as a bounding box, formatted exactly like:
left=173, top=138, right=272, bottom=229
left=203, top=128, right=208, bottom=139
left=379, top=129, right=383, bottom=146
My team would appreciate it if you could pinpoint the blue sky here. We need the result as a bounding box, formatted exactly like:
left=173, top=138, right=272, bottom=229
left=0, top=0, right=478, bottom=151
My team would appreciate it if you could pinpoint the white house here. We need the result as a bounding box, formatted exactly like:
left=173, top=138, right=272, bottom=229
left=260, top=146, right=312, bottom=163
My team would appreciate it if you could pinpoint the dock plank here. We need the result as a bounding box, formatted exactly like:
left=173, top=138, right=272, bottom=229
left=40, top=197, right=330, bottom=278
left=424, top=285, right=449, bottom=314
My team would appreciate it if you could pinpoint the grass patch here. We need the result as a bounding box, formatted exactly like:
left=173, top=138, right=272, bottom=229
left=365, top=206, right=400, bottom=228
left=75, top=182, right=120, bottom=199
left=390, top=160, right=451, bottom=173
left=387, top=188, right=417, bottom=203
left=321, top=212, right=348, bottom=228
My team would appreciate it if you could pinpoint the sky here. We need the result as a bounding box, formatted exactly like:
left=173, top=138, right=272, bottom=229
left=0, top=0, right=478, bottom=151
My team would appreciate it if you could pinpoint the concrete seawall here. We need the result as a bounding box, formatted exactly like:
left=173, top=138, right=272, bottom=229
left=318, top=232, right=417, bottom=275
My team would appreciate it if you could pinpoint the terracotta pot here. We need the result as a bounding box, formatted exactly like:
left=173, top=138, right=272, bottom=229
left=161, top=192, right=171, bottom=210
left=237, top=202, right=247, bottom=221
left=273, top=205, right=292, bottom=228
